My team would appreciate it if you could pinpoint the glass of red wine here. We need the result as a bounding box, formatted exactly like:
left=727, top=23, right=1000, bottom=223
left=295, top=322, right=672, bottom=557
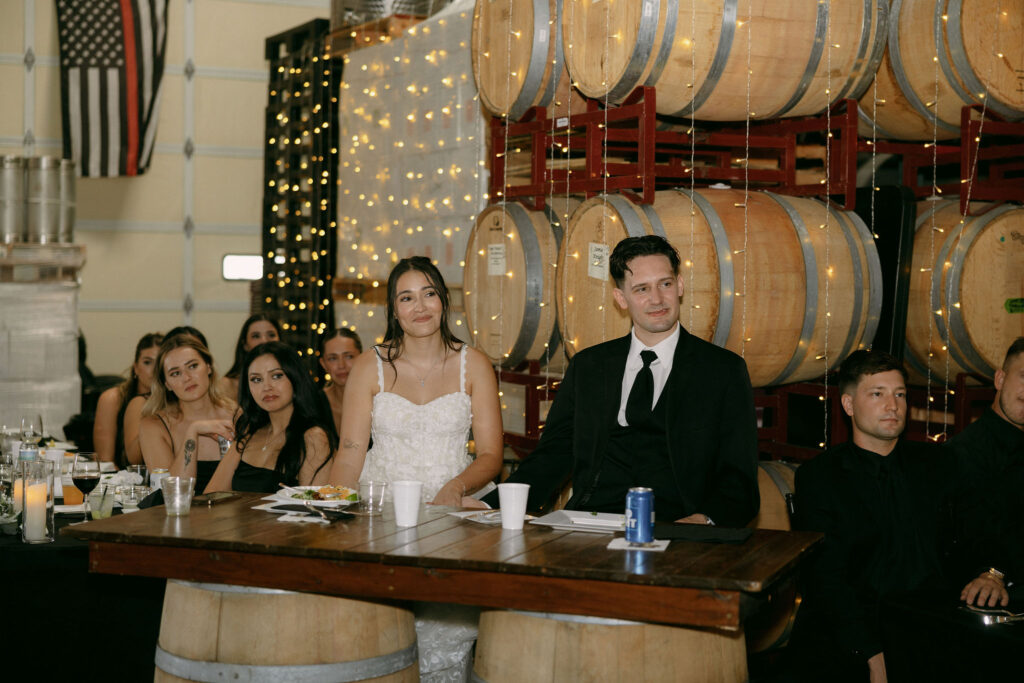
left=71, top=458, right=101, bottom=522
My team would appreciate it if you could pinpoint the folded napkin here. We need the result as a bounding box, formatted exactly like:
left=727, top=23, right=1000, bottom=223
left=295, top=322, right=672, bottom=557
left=607, top=538, right=670, bottom=552
left=277, top=512, right=328, bottom=525
left=653, top=523, right=753, bottom=544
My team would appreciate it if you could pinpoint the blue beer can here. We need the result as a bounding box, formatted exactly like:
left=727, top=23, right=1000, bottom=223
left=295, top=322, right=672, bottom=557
left=625, top=487, right=654, bottom=544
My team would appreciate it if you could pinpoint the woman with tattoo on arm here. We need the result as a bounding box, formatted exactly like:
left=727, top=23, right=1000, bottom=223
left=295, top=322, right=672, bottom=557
left=329, top=256, right=503, bottom=683
left=204, top=341, right=337, bottom=493
left=139, top=333, right=236, bottom=493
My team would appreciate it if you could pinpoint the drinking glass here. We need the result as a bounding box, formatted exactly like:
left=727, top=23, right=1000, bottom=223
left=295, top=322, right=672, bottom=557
left=20, top=415, right=42, bottom=447
left=71, top=459, right=101, bottom=522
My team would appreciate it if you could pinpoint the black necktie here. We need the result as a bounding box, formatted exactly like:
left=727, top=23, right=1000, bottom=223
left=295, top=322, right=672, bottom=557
left=626, top=350, right=658, bottom=426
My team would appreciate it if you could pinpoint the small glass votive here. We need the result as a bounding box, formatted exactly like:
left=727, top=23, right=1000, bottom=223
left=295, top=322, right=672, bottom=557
left=161, top=477, right=195, bottom=516
left=127, top=464, right=148, bottom=486
left=88, top=485, right=116, bottom=520
left=20, top=460, right=55, bottom=544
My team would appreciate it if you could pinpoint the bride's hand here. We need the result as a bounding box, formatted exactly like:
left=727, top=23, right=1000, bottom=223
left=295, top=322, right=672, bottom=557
left=430, top=478, right=466, bottom=507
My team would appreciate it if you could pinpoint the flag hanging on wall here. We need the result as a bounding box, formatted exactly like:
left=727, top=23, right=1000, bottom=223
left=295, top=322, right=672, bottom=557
left=55, top=0, right=168, bottom=177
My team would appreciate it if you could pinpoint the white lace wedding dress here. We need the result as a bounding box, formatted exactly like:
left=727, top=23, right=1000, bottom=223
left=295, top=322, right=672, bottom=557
left=362, top=345, right=478, bottom=682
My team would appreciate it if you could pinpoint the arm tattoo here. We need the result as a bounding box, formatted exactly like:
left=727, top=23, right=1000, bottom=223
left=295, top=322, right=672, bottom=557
left=184, top=438, right=196, bottom=467
left=342, top=438, right=361, bottom=451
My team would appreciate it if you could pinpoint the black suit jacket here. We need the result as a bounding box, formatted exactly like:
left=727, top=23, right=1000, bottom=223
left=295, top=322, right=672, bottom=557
left=497, top=327, right=760, bottom=528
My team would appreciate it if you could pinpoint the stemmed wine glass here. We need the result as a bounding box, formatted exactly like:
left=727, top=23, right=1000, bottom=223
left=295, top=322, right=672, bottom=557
left=71, top=459, right=101, bottom=522
left=20, top=415, right=43, bottom=448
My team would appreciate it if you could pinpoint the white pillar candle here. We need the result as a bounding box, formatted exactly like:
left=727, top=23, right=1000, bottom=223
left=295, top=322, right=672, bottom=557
left=12, top=478, right=24, bottom=514
left=24, top=482, right=47, bottom=541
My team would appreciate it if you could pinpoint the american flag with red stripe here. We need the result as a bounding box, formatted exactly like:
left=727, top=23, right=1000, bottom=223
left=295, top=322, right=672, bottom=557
left=56, top=0, right=168, bottom=177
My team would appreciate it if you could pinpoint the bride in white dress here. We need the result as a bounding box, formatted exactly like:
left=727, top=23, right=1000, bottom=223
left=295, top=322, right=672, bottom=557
left=330, top=256, right=503, bottom=681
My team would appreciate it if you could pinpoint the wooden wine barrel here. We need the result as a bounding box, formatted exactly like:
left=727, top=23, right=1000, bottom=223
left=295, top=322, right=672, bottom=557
left=558, top=190, right=883, bottom=386
left=858, top=0, right=1024, bottom=140
left=472, top=0, right=582, bottom=121
left=745, top=461, right=800, bottom=654
left=562, top=0, right=886, bottom=120
left=154, top=580, right=418, bottom=683
left=473, top=610, right=747, bottom=683
left=904, top=200, right=1024, bottom=382
left=464, top=197, right=579, bottom=367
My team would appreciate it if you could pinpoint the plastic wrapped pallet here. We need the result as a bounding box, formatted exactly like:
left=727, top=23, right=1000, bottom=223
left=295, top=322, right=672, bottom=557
left=0, top=281, right=81, bottom=436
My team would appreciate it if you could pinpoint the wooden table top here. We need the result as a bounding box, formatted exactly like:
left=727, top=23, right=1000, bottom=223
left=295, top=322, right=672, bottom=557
left=65, top=493, right=821, bottom=629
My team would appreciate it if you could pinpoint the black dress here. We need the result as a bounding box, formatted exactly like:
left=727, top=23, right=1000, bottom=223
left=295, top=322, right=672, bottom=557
left=230, top=459, right=277, bottom=494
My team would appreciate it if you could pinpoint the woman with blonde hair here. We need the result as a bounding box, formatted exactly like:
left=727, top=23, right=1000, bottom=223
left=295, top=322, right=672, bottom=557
left=139, top=333, right=236, bottom=494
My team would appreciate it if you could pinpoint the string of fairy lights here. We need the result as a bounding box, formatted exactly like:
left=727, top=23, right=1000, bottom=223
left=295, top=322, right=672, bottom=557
left=326, top=0, right=1019, bottom=445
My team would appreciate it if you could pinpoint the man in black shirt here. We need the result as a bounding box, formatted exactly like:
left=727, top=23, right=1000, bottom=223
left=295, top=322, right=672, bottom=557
left=791, top=350, right=952, bottom=683
left=948, top=337, right=1024, bottom=608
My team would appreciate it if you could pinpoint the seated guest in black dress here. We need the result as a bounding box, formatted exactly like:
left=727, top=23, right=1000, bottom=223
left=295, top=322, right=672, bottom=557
left=205, top=341, right=337, bottom=493
left=948, top=336, right=1024, bottom=608
left=790, top=350, right=954, bottom=683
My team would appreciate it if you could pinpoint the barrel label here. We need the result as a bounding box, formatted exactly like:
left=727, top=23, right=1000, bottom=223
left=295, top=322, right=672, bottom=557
left=487, top=244, right=506, bottom=276
left=1006, top=298, right=1024, bottom=314
left=588, top=243, right=609, bottom=280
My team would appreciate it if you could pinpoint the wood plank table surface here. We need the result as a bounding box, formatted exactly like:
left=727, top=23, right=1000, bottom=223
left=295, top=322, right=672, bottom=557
left=65, top=493, right=821, bottom=631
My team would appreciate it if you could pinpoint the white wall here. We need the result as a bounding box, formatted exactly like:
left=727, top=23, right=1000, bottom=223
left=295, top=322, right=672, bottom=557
left=1, top=0, right=330, bottom=376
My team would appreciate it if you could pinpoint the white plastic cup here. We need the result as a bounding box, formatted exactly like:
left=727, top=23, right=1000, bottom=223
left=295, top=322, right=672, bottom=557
left=392, top=480, right=422, bottom=527
left=497, top=483, right=531, bottom=530
left=161, top=476, right=195, bottom=516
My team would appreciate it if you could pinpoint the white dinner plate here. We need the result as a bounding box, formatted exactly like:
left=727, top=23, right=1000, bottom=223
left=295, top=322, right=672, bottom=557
left=267, top=486, right=356, bottom=508
left=529, top=510, right=625, bottom=534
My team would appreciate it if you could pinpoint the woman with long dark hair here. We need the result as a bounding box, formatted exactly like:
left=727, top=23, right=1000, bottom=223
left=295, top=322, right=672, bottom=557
left=218, top=314, right=281, bottom=400
left=319, top=327, right=363, bottom=435
left=139, top=334, right=236, bottom=493
left=205, top=341, right=337, bottom=493
left=329, top=256, right=502, bottom=681
left=330, top=256, right=502, bottom=505
left=94, top=332, right=163, bottom=469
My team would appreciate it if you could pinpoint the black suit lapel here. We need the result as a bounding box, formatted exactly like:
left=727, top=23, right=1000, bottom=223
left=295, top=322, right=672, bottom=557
left=601, top=336, right=631, bottom=433
left=663, top=326, right=695, bottom=417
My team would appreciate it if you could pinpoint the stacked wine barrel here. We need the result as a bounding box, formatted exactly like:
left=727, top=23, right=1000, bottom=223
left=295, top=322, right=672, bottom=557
left=468, top=0, right=1023, bottom=383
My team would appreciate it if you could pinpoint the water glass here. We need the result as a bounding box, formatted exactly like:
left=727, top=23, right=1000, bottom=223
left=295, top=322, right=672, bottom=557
left=161, top=477, right=195, bottom=516
left=392, top=480, right=422, bottom=527
left=88, top=485, right=116, bottom=520
left=358, top=480, right=387, bottom=515
left=121, top=485, right=150, bottom=512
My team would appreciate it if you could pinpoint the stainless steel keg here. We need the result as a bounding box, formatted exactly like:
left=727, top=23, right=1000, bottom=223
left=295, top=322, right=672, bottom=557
left=26, top=156, right=75, bottom=244
left=0, top=156, right=25, bottom=243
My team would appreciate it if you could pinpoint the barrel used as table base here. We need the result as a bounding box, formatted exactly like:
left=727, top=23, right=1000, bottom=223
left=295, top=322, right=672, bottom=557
left=472, top=610, right=747, bottom=683
left=154, top=580, right=419, bottom=683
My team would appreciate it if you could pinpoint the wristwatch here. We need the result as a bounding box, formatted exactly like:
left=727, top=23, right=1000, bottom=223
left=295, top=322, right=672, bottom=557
left=987, top=567, right=1006, bottom=582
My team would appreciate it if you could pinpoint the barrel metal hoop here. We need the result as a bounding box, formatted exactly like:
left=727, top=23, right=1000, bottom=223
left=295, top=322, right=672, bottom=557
left=887, top=0, right=959, bottom=134
left=833, top=0, right=889, bottom=103
left=637, top=202, right=667, bottom=240
left=508, top=0, right=554, bottom=121
left=826, top=205, right=866, bottom=363
left=945, top=0, right=1021, bottom=121
left=505, top=609, right=644, bottom=626
left=673, top=0, right=737, bottom=117
left=642, top=0, right=678, bottom=90
left=945, top=204, right=1013, bottom=376
left=603, top=193, right=648, bottom=238
left=764, top=0, right=828, bottom=119
left=154, top=642, right=418, bottom=683
left=539, top=201, right=565, bottom=356
left=932, top=0, right=978, bottom=119
left=675, top=188, right=733, bottom=348
left=541, top=0, right=566, bottom=107
left=845, top=209, right=884, bottom=349
left=763, top=192, right=818, bottom=386
left=909, top=201, right=947, bottom=376
left=504, top=202, right=545, bottom=368
left=172, top=580, right=295, bottom=595
left=904, top=339, right=932, bottom=378
left=758, top=462, right=795, bottom=498
left=608, top=0, right=662, bottom=103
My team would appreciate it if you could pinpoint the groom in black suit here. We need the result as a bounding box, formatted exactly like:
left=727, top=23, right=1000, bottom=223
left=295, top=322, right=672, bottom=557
left=490, top=235, right=759, bottom=527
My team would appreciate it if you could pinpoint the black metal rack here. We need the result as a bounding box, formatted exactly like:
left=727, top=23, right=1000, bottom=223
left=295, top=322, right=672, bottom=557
left=261, top=19, right=341, bottom=370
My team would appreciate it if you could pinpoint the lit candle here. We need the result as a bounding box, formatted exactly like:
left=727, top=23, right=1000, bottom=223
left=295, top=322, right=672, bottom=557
left=12, top=478, right=23, bottom=514
left=24, top=482, right=47, bottom=541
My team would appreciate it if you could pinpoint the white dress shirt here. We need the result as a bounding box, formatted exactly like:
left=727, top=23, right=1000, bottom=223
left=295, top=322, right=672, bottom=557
left=616, top=324, right=681, bottom=427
